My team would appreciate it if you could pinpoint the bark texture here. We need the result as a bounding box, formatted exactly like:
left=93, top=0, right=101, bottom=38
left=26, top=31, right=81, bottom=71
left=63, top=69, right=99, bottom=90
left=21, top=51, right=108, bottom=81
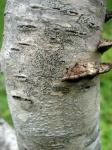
left=0, top=118, right=18, bottom=150
left=1, top=0, right=106, bottom=150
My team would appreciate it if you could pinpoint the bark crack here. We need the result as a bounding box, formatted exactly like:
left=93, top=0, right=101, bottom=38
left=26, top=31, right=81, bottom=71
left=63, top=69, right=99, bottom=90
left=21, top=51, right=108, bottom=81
left=17, top=25, right=37, bottom=32
left=14, top=74, right=28, bottom=82
left=11, top=48, right=20, bottom=51
left=12, top=95, right=33, bottom=104
left=18, top=42, right=31, bottom=46
left=30, top=4, right=48, bottom=10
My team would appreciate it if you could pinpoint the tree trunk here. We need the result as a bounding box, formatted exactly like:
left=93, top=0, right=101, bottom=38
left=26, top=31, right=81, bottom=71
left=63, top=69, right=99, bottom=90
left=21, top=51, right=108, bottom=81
left=1, top=0, right=106, bottom=150
left=0, top=118, right=18, bottom=150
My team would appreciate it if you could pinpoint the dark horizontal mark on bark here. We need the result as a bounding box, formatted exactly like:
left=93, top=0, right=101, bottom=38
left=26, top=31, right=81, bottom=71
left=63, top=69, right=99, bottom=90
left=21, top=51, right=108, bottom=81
left=68, top=10, right=78, bottom=15
left=48, top=144, right=65, bottom=149
left=56, top=6, right=79, bottom=16
left=74, top=133, right=84, bottom=137
left=30, top=6, right=40, bottom=9
left=65, top=28, right=78, bottom=33
left=12, top=95, right=33, bottom=104
left=18, top=43, right=31, bottom=46
left=97, top=40, right=112, bottom=54
left=30, top=4, right=46, bottom=9
left=52, top=86, right=70, bottom=94
left=80, top=85, right=92, bottom=91
left=105, top=10, right=112, bottom=22
left=14, top=74, right=28, bottom=81
left=84, top=85, right=91, bottom=89
left=52, top=7, right=61, bottom=10
left=65, top=28, right=86, bottom=35
left=44, top=22, right=91, bottom=42
left=17, top=25, right=37, bottom=32
left=61, top=10, right=79, bottom=16
left=11, top=48, right=20, bottom=51
left=62, top=62, right=112, bottom=82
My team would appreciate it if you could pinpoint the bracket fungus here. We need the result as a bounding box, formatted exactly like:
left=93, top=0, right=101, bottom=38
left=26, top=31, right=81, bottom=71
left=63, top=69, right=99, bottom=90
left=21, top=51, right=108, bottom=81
left=62, top=36, right=112, bottom=82
left=97, top=40, right=112, bottom=54
left=62, top=62, right=112, bottom=82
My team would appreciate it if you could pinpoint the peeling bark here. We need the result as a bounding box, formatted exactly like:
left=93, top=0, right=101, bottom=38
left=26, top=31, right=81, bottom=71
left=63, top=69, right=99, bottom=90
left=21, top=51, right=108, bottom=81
left=1, top=0, right=107, bottom=150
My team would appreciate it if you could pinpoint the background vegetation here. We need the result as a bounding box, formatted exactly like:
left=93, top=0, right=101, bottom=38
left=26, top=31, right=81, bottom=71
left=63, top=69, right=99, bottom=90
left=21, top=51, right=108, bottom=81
left=0, top=0, right=112, bottom=149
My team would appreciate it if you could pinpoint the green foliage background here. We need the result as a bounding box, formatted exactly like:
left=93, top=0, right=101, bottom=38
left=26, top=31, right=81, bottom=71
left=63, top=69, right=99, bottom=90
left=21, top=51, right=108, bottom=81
left=0, top=0, right=112, bottom=149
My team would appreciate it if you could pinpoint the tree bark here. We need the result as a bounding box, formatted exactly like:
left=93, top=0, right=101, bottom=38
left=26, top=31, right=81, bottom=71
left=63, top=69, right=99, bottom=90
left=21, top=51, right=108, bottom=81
left=0, top=118, right=18, bottom=150
left=1, top=0, right=106, bottom=150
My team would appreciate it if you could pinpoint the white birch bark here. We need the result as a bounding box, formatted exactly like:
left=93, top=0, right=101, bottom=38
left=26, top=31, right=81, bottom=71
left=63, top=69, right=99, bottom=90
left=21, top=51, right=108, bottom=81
left=0, top=118, right=18, bottom=150
left=1, top=0, right=106, bottom=149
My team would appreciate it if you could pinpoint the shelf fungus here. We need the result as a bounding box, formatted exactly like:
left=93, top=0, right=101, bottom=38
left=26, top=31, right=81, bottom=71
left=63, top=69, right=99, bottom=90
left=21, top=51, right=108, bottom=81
left=97, top=40, right=112, bottom=54
left=105, top=11, right=112, bottom=22
left=62, top=62, right=112, bottom=81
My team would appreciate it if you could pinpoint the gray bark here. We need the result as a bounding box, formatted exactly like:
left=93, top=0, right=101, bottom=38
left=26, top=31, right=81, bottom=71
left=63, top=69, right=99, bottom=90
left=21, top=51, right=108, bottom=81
left=0, top=118, right=18, bottom=150
left=1, top=0, right=106, bottom=150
